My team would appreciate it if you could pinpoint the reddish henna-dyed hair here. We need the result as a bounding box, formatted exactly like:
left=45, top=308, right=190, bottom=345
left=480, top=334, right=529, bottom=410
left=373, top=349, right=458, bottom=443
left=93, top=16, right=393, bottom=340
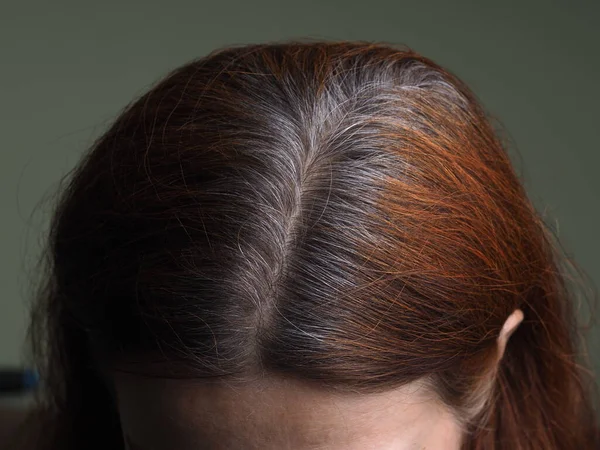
left=15, top=40, right=600, bottom=449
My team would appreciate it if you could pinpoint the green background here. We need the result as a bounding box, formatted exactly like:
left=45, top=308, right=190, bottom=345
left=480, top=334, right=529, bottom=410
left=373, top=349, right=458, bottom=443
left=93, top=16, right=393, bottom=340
left=1, top=1, right=598, bottom=381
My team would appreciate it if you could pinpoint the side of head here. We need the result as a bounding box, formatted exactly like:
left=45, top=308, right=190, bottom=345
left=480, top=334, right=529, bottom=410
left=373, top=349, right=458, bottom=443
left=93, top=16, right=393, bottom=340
left=21, top=41, right=599, bottom=449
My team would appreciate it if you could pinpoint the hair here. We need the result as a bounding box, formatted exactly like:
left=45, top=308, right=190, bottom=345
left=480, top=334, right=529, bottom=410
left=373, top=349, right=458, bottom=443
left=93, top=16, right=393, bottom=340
left=12, top=39, right=600, bottom=450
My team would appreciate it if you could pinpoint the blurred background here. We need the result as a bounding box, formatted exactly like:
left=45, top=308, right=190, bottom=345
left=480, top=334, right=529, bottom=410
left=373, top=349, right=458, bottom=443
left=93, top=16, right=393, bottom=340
left=1, top=0, right=598, bottom=400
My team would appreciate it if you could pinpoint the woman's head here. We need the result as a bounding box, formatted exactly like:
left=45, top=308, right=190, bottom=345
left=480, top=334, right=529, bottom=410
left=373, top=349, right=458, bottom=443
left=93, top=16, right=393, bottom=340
left=24, top=40, right=598, bottom=449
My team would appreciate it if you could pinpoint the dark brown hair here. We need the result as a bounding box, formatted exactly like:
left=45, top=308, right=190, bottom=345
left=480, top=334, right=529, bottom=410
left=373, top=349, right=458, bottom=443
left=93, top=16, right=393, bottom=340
left=15, top=40, right=600, bottom=449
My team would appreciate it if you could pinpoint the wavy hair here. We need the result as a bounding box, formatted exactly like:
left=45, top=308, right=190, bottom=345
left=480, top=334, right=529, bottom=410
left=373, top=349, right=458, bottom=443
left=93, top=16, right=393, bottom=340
left=13, top=40, right=600, bottom=449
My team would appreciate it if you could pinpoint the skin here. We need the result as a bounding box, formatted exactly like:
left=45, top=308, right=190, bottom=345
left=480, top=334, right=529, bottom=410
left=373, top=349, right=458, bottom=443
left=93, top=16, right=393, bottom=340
left=113, top=310, right=524, bottom=450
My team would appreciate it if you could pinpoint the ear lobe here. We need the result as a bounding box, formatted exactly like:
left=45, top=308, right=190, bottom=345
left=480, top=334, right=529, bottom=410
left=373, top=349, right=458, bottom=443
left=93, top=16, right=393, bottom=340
left=496, top=309, right=524, bottom=362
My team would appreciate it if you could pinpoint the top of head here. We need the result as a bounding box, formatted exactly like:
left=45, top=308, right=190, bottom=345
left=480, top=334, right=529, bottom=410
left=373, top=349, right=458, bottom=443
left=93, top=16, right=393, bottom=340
left=33, top=40, right=597, bottom=450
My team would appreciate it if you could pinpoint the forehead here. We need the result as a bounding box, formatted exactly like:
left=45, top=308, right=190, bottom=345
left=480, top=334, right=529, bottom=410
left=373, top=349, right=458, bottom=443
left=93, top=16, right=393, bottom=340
left=113, top=372, right=462, bottom=450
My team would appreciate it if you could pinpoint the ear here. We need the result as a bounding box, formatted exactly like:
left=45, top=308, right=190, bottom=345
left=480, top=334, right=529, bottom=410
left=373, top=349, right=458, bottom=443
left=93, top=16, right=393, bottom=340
left=496, top=309, right=524, bottom=362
